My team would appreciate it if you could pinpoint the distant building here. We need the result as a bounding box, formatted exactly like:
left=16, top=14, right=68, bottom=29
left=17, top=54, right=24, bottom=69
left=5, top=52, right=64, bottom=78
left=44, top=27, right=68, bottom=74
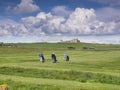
left=61, top=38, right=80, bottom=43
left=70, top=38, right=80, bottom=43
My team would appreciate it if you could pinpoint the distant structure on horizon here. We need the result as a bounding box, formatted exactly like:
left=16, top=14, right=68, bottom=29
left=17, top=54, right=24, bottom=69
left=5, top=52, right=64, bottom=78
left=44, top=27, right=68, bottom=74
left=61, top=38, right=80, bottom=43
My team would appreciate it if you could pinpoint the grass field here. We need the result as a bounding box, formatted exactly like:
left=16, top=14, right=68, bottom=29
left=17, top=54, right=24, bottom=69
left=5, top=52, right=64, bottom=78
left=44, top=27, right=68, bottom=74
left=0, top=43, right=120, bottom=90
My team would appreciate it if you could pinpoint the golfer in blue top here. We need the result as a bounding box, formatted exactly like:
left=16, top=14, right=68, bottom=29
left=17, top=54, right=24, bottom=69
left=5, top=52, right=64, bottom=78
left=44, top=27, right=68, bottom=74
left=63, top=52, right=69, bottom=61
left=39, top=53, right=45, bottom=62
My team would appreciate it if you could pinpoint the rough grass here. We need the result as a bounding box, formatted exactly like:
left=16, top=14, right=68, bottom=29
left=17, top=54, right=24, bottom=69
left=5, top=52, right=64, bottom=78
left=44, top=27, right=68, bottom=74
left=0, top=66, right=120, bottom=85
left=0, top=75, right=120, bottom=90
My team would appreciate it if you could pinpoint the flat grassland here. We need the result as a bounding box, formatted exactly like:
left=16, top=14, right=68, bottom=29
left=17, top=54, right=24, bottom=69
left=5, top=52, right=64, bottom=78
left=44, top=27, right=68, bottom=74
left=0, top=43, right=120, bottom=90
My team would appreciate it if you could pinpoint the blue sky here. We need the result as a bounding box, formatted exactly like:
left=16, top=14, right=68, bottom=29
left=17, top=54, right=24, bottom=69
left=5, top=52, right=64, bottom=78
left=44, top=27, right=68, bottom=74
left=0, top=0, right=120, bottom=44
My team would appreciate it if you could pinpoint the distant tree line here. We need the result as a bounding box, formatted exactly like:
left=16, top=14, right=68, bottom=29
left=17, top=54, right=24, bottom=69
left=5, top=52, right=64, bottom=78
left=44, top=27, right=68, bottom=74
left=0, top=42, right=17, bottom=48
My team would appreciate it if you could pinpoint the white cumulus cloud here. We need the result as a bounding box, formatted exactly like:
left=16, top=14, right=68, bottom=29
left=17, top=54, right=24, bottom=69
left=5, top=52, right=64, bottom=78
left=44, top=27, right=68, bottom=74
left=52, top=6, right=72, bottom=17
left=22, top=12, right=65, bottom=35
left=6, top=0, right=40, bottom=14
left=0, top=19, right=28, bottom=36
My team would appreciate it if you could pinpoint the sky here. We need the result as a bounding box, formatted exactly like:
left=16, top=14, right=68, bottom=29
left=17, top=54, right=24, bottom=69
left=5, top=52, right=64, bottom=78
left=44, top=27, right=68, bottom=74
left=0, top=0, right=120, bottom=44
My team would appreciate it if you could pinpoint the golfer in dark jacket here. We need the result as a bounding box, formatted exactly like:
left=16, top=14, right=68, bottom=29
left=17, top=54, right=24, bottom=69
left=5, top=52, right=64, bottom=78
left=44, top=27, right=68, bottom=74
left=51, top=53, right=57, bottom=63
left=66, top=55, right=69, bottom=61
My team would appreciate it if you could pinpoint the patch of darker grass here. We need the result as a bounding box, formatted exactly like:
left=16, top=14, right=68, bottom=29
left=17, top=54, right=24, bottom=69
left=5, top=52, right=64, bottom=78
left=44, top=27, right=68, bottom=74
left=0, top=66, right=120, bottom=85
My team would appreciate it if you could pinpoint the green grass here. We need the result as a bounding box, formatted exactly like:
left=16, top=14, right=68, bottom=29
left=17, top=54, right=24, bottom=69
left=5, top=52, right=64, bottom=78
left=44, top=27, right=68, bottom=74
left=0, top=43, right=120, bottom=90
left=0, top=75, right=120, bottom=90
left=0, top=66, right=119, bottom=85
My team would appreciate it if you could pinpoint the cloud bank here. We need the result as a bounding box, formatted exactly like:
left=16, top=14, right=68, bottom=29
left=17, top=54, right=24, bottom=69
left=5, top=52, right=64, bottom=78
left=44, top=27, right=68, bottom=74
left=21, top=7, right=119, bottom=36
left=0, top=7, right=120, bottom=42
